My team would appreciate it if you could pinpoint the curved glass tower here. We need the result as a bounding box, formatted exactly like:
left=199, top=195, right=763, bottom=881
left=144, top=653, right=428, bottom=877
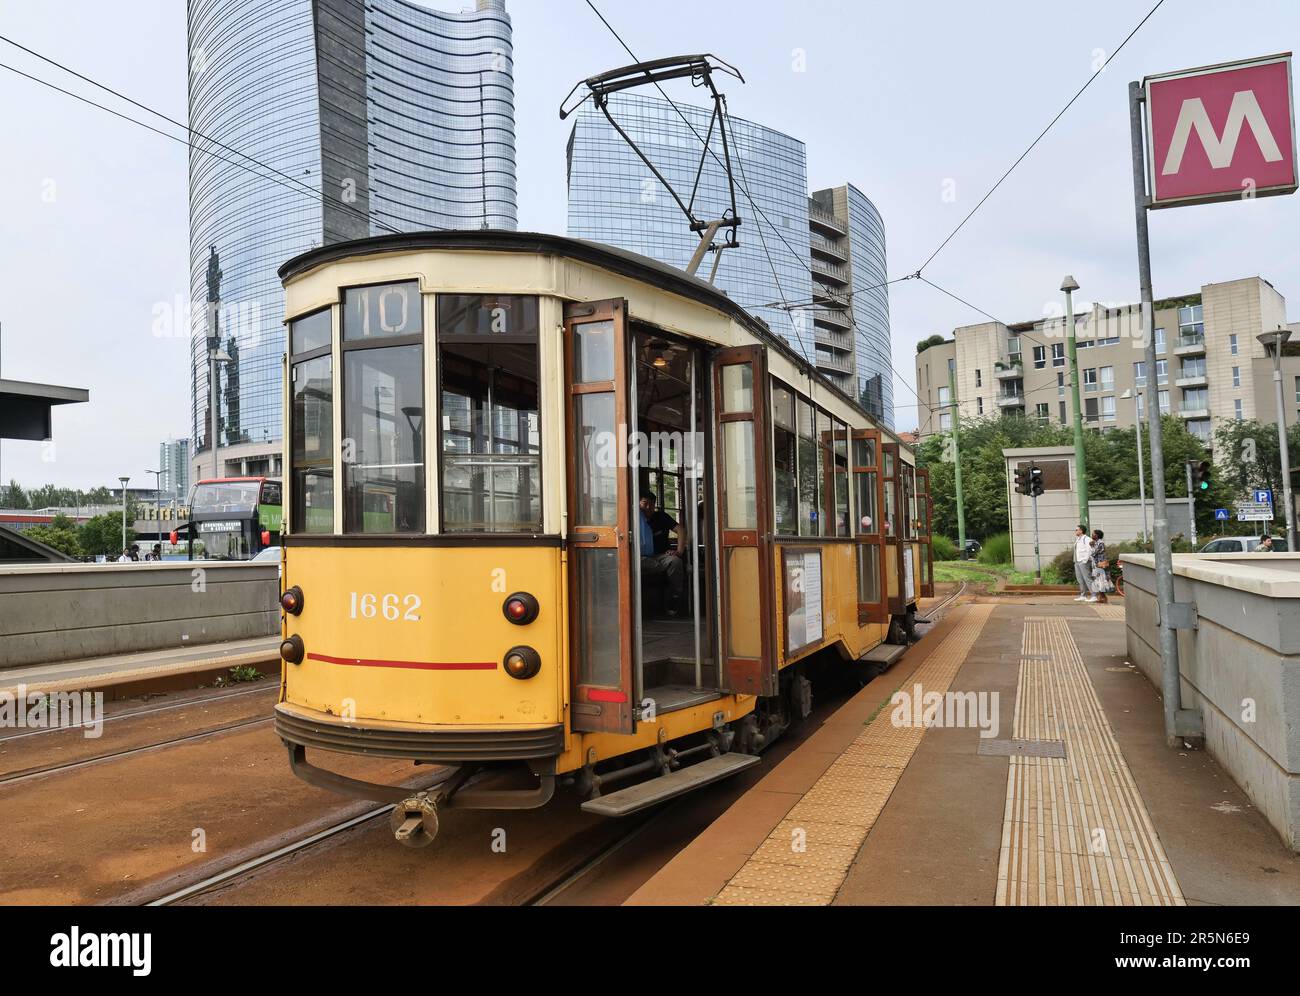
left=188, top=0, right=515, bottom=480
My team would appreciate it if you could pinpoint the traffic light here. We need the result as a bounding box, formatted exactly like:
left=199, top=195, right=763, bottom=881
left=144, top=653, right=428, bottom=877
left=1193, top=460, right=1212, bottom=492
left=1013, top=465, right=1031, bottom=496
left=1029, top=464, right=1044, bottom=498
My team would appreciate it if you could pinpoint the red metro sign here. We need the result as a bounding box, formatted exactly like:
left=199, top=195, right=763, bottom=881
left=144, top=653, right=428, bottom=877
left=1144, top=53, right=1297, bottom=208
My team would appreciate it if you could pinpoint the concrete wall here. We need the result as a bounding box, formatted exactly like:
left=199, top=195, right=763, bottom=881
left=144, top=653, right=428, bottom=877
left=0, top=562, right=279, bottom=669
left=1122, top=553, right=1300, bottom=851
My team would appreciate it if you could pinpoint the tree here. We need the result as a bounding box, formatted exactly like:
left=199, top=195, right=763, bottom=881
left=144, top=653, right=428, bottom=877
left=25, top=524, right=81, bottom=558
left=2, top=481, right=28, bottom=509
left=916, top=334, right=948, bottom=354
left=79, top=512, right=130, bottom=558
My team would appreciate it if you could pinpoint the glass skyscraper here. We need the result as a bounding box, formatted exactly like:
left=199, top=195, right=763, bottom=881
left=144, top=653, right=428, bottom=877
left=566, top=93, right=892, bottom=426
left=187, top=0, right=515, bottom=481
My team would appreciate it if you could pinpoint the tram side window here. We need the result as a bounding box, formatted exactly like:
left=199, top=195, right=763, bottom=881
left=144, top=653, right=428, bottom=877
left=437, top=295, right=541, bottom=532
left=341, top=282, right=425, bottom=534
left=772, top=384, right=797, bottom=534
left=833, top=419, right=849, bottom=537
left=289, top=308, right=333, bottom=534
left=796, top=398, right=820, bottom=536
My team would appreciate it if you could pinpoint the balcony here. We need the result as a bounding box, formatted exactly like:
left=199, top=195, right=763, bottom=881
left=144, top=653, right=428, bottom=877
left=995, top=363, right=1023, bottom=381
left=811, top=256, right=850, bottom=284
left=1179, top=402, right=1210, bottom=419
left=814, top=327, right=852, bottom=350
left=1175, top=374, right=1207, bottom=388
left=812, top=307, right=852, bottom=330
left=812, top=283, right=850, bottom=307
left=816, top=352, right=853, bottom=375
left=997, top=391, right=1025, bottom=408
left=809, top=204, right=847, bottom=235
left=1173, top=333, right=1206, bottom=357
left=810, top=233, right=848, bottom=261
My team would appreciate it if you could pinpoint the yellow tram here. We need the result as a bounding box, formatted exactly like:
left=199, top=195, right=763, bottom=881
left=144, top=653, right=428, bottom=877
left=273, top=231, right=933, bottom=846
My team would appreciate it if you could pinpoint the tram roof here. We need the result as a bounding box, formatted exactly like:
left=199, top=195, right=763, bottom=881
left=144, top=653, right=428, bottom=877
left=279, top=230, right=907, bottom=449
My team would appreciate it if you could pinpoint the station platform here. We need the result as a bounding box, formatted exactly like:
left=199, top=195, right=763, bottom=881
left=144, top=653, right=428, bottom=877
left=0, top=636, right=280, bottom=699
left=626, top=595, right=1300, bottom=906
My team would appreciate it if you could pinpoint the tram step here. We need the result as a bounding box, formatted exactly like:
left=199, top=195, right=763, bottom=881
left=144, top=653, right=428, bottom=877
left=861, top=643, right=907, bottom=667
left=580, top=753, right=761, bottom=818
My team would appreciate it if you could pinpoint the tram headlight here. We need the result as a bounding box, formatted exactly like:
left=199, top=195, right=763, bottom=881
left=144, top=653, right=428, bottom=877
left=503, top=646, right=541, bottom=680
left=502, top=592, right=539, bottom=625
left=280, top=634, right=305, bottom=665
left=280, top=585, right=304, bottom=615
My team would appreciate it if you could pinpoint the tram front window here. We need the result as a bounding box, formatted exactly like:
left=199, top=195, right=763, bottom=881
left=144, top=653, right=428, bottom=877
left=437, top=295, right=541, bottom=532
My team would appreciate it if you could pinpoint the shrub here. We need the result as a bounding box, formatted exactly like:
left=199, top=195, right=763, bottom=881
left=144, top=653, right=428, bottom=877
left=1049, top=548, right=1075, bottom=584
left=932, top=535, right=957, bottom=561
left=977, top=532, right=1011, bottom=564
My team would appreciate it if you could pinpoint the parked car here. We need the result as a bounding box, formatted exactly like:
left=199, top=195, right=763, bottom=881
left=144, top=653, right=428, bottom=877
left=962, top=539, right=982, bottom=559
left=1199, top=535, right=1288, bottom=553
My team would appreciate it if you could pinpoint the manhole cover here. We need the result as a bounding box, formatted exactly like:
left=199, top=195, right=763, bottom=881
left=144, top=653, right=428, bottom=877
left=978, top=738, right=1067, bottom=759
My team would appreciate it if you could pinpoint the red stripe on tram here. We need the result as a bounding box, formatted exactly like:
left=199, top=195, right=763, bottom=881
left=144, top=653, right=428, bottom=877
left=587, top=688, right=629, bottom=703
left=307, top=652, right=498, bottom=671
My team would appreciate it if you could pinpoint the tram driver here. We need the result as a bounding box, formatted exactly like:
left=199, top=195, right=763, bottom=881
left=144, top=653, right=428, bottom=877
left=638, top=492, right=686, bottom=616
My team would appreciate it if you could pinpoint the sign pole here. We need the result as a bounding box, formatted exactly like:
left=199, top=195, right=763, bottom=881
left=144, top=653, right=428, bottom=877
left=1130, top=80, right=1190, bottom=748
left=1184, top=461, right=1198, bottom=547
left=949, top=364, right=967, bottom=558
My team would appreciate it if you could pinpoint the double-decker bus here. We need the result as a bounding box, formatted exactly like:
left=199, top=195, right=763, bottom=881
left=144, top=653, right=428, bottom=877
left=175, top=477, right=283, bottom=561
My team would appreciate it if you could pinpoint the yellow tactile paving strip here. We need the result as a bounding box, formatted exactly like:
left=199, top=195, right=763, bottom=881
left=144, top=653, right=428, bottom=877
left=996, top=615, right=1184, bottom=906
left=1091, top=603, right=1126, bottom=621
left=711, top=603, right=995, bottom=906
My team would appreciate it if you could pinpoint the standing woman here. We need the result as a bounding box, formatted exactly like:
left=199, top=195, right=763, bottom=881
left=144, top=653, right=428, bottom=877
left=1089, top=529, right=1110, bottom=604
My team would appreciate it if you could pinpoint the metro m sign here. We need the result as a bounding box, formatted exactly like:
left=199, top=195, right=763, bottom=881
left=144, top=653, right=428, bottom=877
left=1145, top=53, right=1296, bottom=208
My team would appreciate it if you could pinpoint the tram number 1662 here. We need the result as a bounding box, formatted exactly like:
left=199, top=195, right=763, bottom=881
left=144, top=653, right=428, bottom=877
left=348, top=591, right=422, bottom=622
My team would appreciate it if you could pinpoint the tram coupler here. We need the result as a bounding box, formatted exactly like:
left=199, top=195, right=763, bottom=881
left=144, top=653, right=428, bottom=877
left=390, top=792, right=440, bottom=849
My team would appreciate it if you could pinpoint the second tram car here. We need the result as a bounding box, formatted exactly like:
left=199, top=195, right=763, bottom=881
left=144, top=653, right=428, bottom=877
left=273, top=231, right=932, bottom=846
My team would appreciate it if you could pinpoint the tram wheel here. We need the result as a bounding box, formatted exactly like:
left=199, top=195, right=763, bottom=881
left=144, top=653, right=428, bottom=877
left=390, top=793, right=440, bottom=848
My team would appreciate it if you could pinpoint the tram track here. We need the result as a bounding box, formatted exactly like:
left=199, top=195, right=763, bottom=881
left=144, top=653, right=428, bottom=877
left=0, top=682, right=278, bottom=745
left=0, top=714, right=274, bottom=788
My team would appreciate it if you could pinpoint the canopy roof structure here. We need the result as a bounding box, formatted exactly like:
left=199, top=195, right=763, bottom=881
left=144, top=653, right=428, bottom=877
left=0, top=378, right=89, bottom=441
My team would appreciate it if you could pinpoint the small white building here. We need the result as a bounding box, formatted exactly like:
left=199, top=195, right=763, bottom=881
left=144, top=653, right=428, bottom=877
left=1001, top=445, right=1192, bottom=573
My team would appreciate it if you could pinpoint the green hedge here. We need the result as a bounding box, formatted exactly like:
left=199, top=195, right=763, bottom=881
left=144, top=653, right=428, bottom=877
left=932, top=535, right=957, bottom=561
left=977, top=532, right=1011, bottom=564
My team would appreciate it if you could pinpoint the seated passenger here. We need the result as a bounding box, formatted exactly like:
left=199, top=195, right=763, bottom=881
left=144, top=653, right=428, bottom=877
left=638, top=492, right=685, bottom=616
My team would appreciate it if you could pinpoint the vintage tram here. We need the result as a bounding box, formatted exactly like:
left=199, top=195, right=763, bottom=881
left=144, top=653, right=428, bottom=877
left=272, top=231, right=932, bottom=846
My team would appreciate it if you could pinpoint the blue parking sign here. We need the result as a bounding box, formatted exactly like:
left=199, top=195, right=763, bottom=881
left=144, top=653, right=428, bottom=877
left=1255, top=490, right=1273, bottom=504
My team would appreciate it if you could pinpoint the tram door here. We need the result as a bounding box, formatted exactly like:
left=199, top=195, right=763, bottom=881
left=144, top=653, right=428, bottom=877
left=565, top=299, right=636, bottom=734
left=711, top=345, right=777, bottom=697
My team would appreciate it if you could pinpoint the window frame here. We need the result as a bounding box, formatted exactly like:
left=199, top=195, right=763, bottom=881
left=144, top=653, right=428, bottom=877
left=338, top=279, right=427, bottom=536
left=435, top=293, right=544, bottom=535
left=287, top=305, right=335, bottom=535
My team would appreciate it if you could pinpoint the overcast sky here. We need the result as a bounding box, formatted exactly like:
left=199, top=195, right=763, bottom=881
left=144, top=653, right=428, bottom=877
left=1, top=0, right=1297, bottom=489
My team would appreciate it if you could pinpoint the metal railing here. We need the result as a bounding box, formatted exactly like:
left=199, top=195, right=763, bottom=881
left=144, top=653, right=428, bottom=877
left=809, top=204, right=847, bottom=232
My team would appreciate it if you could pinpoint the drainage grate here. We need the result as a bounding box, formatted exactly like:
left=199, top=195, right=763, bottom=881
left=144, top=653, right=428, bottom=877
left=978, top=738, right=1067, bottom=759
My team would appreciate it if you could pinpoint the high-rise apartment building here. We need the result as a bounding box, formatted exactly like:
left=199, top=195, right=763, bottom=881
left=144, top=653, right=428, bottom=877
left=158, top=437, right=191, bottom=502
left=187, top=0, right=515, bottom=483
left=914, top=276, right=1296, bottom=451
left=566, top=93, right=893, bottom=425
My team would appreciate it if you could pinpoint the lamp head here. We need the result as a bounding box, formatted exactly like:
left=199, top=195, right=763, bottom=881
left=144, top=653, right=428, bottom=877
left=1060, top=275, right=1080, bottom=294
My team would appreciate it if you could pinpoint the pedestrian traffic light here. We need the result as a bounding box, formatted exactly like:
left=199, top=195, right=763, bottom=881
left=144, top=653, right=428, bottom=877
left=1193, top=460, right=1212, bottom=492
left=1013, top=465, right=1031, bottom=496
left=1029, top=464, right=1044, bottom=498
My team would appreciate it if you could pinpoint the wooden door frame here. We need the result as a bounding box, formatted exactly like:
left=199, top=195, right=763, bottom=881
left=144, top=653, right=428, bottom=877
left=564, top=298, right=635, bottom=734
left=852, top=427, right=888, bottom=625
left=916, top=467, right=935, bottom=598
left=712, top=345, right=777, bottom=697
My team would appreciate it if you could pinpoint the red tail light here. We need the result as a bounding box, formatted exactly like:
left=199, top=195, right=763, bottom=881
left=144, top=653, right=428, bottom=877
left=280, top=586, right=304, bottom=615
left=502, top=592, right=539, bottom=625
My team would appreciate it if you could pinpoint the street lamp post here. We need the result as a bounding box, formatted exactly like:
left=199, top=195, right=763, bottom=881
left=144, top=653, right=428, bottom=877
left=1062, top=276, right=1089, bottom=528
left=1122, top=388, right=1149, bottom=543
left=209, top=347, right=233, bottom=479
left=118, top=475, right=130, bottom=556
left=146, top=468, right=163, bottom=547
left=1258, top=327, right=1296, bottom=551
